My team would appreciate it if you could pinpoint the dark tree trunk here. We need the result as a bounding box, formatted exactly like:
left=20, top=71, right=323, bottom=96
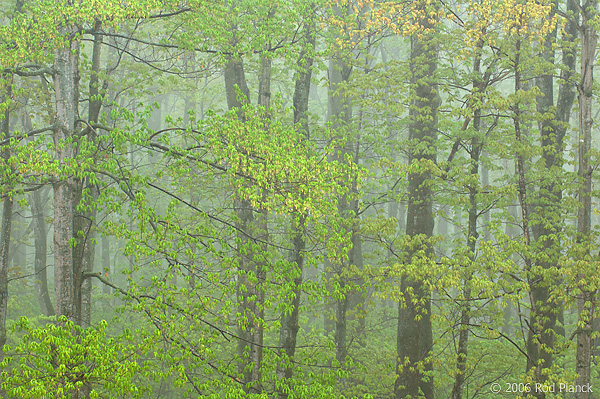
left=21, top=83, right=55, bottom=318
left=224, top=57, right=250, bottom=112
left=70, top=21, right=102, bottom=332
left=326, top=3, right=360, bottom=373
left=328, top=51, right=353, bottom=374
left=73, top=184, right=97, bottom=329
left=102, top=235, right=111, bottom=296
left=324, top=256, right=335, bottom=335
left=277, top=20, right=314, bottom=399
left=395, top=6, right=438, bottom=398
left=243, top=50, right=272, bottom=390
left=526, top=3, right=577, bottom=395
left=575, top=3, right=597, bottom=397
left=30, top=188, right=54, bottom=317
left=513, top=38, right=538, bottom=396
left=75, top=20, right=103, bottom=330
left=224, top=46, right=264, bottom=392
left=481, top=157, right=490, bottom=241
left=452, top=44, right=486, bottom=399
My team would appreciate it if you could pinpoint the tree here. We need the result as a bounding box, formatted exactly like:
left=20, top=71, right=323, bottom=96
left=0, top=75, right=12, bottom=359
left=276, top=9, right=316, bottom=397
left=526, top=0, right=577, bottom=393
left=574, top=0, right=598, bottom=396
left=395, top=1, right=439, bottom=397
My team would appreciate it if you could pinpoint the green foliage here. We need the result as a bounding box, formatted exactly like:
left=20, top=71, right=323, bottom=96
left=0, top=0, right=599, bottom=397
left=1, top=317, right=147, bottom=399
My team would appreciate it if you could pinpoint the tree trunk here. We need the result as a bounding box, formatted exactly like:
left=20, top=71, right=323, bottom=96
left=224, top=56, right=250, bottom=113
left=21, top=84, right=55, bottom=318
left=328, top=50, right=353, bottom=375
left=53, top=24, right=80, bottom=322
left=224, top=47, right=264, bottom=392
left=324, top=256, right=335, bottom=335
left=527, top=3, right=577, bottom=394
left=277, top=20, right=314, bottom=399
left=73, top=184, right=96, bottom=329
left=396, top=6, right=438, bottom=398
left=481, top=157, right=490, bottom=241
left=0, top=198, right=11, bottom=359
left=0, top=80, right=12, bottom=358
left=575, top=3, right=597, bottom=397
left=74, top=20, right=103, bottom=330
left=452, top=46, right=485, bottom=399
left=243, top=50, right=272, bottom=391
left=30, top=188, right=54, bottom=317
left=513, top=39, right=540, bottom=396
left=327, top=4, right=358, bottom=376
left=102, top=235, right=111, bottom=296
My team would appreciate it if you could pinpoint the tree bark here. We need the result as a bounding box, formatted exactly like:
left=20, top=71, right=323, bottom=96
left=328, top=52, right=353, bottom=374
left=527, top=3, right=577, bottom=394
left=575, top=3, right=597, bottom=397
left=396, top=6, right=438, bottom=398
left=30, top=188, right=54, bottom=317
left=277, top=19, right=314, bottom=399
left=53, top=24, right=80, bottom=322
left=74, top=20, right=103, bottom=330
left=243, top=49, right=272, bottom=390
left=223, top=44, right=264, bottom=392
left=20, top=86, right=55, bottom=318
left=102, top=235, right=111, bottom=296
left=451, top=45, right=485, bottom=399
left=0, top=78, right=12, bottom=359
left=73, top=184, right=97, bottom=329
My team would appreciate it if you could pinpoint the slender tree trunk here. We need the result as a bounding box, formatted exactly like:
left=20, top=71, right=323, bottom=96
left=348, top=207, right=365, bottom=348
left=0, top=78, right=12, bottom=358
left=481, top=157, right=490, bottom=241
left=53, top=24, right=80, bottom=322
left=258, top=53, right=271, bottom=111
left=328, top=50, right=353, bottom=374
left=277, top=215, right=305, bottom=394
left=327, top=5, right=358, bottom=375
left=575, top=3, right=597, bottom=397
left=395, top=5, right=438, bottom=398
left=31, top=188, right=54, bottom=317
left=0, top=199, right=11, bottom=358
left=324, top=256, right=335, bottom=335
left=244, top=50, right=273, bottom=390
left=224, top=45, right=265, bottom=392
left=20, top=83, right=55, bottom=318
left=348, top=99, right=366, bottom=350
left=73, top=183, right=96, bottom=329
left=9, top=212, right=26, bottom=276
left=513, top=40, right=540, bottom=392
left=88, top=21, right=103, bottom=125
left=102, top=235, right=111, bottom=296
left=74, top=20, right=103, bottom=330
left=502, top=199, right=519, bottom=336
left=452, top=46, right=486, bottom=399
left=277, top=20, right=314, bottom=399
